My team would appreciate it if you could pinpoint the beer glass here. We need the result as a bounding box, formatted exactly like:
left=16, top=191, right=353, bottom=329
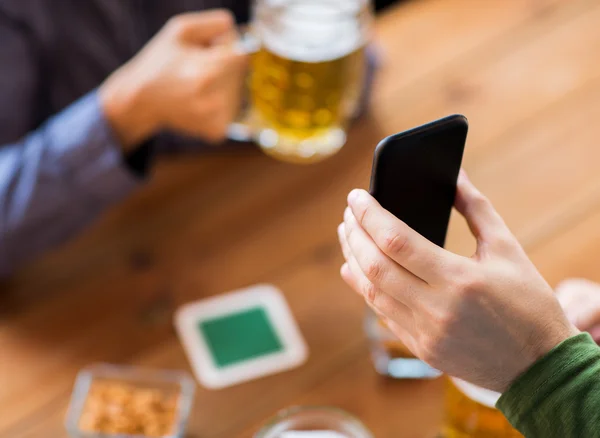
left=233, top=0, right=373, bottom=164
left=255, top=406, right=373, bottom=438
left=441, top=378, right=523, bottom=438
left=365, top=309, right=442, bottom=379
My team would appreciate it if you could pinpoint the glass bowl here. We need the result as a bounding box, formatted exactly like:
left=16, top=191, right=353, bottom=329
left=255, top=406, right=374, bottom=438
left=65, top=363, right=195, bottom=438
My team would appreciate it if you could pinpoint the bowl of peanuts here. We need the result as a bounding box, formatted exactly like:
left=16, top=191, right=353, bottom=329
left=65, top=364, right=195, bottom=438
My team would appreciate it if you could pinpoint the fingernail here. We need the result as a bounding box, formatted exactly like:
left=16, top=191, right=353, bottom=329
left=458, top=168, right=469, bottom=182
left=337, top=222, right=345, bottom=237
left=348, top=189, right=368, bottom=206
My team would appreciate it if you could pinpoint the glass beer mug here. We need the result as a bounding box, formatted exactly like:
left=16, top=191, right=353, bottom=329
left=442, top=378, right=523, bottom=438
left=365, top=309, right=442, bottom=379
left=232, top=0, right=373, bottom=164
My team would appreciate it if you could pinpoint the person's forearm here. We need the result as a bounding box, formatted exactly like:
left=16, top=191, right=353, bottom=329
left=498, top=333, right=600, bottom=437
left=0, top=91, right=145, bottom=276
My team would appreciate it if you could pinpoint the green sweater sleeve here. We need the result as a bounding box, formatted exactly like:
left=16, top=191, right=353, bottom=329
left=497, top=333, right=600, bottom=438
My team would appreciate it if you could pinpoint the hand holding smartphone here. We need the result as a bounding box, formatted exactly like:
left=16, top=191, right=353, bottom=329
left=360, top=115, right=468, bottom=380
left=369, top=115, right=468, bottom=247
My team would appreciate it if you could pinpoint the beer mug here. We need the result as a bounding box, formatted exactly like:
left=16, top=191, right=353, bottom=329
left=365, top=309, right=442, bottom=379
left=232, top=0, right=373, bottom=164
left=442, top=378, right=523, bottom=438
left=255, top=406, right=374, bottom=437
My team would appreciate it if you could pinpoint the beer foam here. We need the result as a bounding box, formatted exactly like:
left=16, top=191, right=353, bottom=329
left=256, top=1, right=366, bottom=62
left=451, top=378, right=501, bottom=408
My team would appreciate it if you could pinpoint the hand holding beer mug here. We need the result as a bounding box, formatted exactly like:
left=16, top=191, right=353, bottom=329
left=232, top=0, right=373, bottom=163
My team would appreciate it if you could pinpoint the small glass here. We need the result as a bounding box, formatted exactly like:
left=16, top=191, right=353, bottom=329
left=255, top=406, right=373, bottom=438
left=65, top=364, right=195, bottom=438
left=440, top=378, right=523, bottom=438
left=365, top=309, right=442, bottom=379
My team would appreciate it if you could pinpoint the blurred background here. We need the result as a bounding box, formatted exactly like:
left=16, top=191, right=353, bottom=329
left=1, top=0, right=599, bottom=437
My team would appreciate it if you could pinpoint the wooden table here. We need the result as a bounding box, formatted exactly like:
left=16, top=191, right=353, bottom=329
left=2, top=0, right=600, bottom=436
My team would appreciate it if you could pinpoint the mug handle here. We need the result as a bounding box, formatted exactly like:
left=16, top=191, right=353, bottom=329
left=234, top=32, right=261, bottom=55
left=228, top=33, right=261, bottom=142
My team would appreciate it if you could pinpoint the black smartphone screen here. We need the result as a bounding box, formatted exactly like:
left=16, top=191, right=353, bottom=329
left=369, top=115, right=468, bottom=248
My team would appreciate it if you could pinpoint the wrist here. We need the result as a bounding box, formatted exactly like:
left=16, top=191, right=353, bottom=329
left=503, top=322, right=579, bottom=393
left=532, top=323, right=580, bottom=364
left=99, top=68, right=160, bottom=153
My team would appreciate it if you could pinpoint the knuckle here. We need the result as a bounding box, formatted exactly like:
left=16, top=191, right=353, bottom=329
left=382, top=229, right=409, bottom=257
left=364, top=259, right=385, bottom=284
left=472, top=191, right=492, bottom=210
left=363, top=281, right=378, bottom=305
left=166, top=16, right=187, bottom=36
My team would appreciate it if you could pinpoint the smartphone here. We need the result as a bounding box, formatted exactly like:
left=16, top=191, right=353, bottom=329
left=369, top=115, right=468, bottom=248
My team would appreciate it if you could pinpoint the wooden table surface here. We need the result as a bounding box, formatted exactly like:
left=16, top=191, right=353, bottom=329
left=2, top=0, right=600, bottom=436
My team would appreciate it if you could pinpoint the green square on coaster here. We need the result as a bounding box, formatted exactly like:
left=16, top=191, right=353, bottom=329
left=199, top=306, right=284, bottom=368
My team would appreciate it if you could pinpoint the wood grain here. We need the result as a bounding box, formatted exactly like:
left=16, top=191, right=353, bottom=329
left=2, top=0, right=600, bottom=437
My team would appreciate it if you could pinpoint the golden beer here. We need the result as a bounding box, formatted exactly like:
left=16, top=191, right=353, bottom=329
left=442, top=378, right=523, bottom=438
left=247, top=1, right=372, bottom=163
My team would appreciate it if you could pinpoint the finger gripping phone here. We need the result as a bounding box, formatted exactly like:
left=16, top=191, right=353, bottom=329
left=369, top=115, right=468, bottom=248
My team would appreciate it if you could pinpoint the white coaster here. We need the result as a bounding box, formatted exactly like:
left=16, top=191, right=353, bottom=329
left=174, top=284, right=308, bottom=389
